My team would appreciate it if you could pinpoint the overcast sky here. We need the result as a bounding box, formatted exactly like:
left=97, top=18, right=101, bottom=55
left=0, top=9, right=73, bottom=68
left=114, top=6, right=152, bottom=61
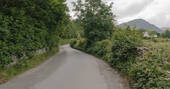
left=66, top=0, right=170, bottom=28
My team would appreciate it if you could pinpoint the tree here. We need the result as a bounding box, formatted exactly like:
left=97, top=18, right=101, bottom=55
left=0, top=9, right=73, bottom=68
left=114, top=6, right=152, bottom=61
left=161, top=30, right=170, bottom=38
left=0, top=0, right=69, bottom=68
left=73, top=0, right=115, bottom=46
left=148, top=30, right=158, bottom=36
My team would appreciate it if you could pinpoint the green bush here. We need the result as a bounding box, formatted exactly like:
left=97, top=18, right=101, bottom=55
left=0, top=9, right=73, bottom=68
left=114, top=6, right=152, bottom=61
left=70, top=27, right=170, bottom=89
left=70, top=39, right=77, bottom=48
left=161, top=30, right=170, bottom=38
left=129, top=52, right=169, bottom=89
left=111, top=28, right=142, bottom=63
left=0, top=0, right=69, bottom=69
left=70, top=38, right=86, bottom=51
left=87, top=40, right=112, bottom=60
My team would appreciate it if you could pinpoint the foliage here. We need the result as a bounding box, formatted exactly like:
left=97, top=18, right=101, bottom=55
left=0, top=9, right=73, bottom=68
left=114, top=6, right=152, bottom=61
left=87, top=40, right=112, bottom=60
left=161, top=30, right=170, bottom=38
left=71, top=29, right=170, bottom=88
left=60, top=21, right=83, bottom=39
left=114, top=39, right=170, bottom=89
left=0, top=0, right=69, bottom=68
left=148, top=30, right=158, bottom=36
left=130, top=52, right=169, bottom=89
left=70, top=38, right=86, bottom=50
left=0, top=48, right=58, bottom=84
left=60, top=39, right=73, bottom=45
left=71, top=0, right=169, bottom=88
left=73, top=0, right=115, bottom=46
left=111, top=27, right=142, bottom=62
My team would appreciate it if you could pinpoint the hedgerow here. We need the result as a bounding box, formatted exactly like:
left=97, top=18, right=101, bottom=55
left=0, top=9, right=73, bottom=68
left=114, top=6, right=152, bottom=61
left=111, top=27, right=142, bottom=63
left=71, top=28, right=169, bottom=89
left=0, top=0, right=69, bottom=68
left=71, top=0, right=169, bottom=88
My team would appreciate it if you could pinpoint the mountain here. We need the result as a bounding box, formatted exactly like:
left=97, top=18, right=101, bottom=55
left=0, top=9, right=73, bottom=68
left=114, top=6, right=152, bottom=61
left=161, top=27, right=170, bottom=31
left=119, top=19, right=163, bottom=33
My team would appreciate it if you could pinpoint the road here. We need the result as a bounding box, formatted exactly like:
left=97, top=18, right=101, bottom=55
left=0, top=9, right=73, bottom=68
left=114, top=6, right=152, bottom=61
left=0, top=45, right=130, bottom=89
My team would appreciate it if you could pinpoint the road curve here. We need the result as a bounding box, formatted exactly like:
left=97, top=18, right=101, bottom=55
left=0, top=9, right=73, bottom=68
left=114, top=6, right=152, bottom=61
left=0, top=45, right=130, bottom=89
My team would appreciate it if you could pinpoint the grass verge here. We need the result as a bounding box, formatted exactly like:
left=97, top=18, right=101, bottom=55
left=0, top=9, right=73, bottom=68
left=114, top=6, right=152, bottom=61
left=0, top=48, right=59, bottom=84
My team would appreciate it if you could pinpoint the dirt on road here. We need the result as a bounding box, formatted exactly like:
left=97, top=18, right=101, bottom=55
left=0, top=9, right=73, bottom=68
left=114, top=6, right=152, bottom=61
left=0, top=45, right=130, bottom=89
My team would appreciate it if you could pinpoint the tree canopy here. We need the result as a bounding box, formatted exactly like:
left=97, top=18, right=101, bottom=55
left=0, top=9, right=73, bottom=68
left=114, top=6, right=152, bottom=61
left=73, top=0, right=115, bottom=45
left=161, top=30, right=170, bottom=38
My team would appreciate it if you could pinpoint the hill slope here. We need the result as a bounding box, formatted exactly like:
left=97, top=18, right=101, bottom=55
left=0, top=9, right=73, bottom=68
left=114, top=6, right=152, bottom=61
left=119, top=19, right=163, bottom=33
left=161, top=27, right=170, bottom=31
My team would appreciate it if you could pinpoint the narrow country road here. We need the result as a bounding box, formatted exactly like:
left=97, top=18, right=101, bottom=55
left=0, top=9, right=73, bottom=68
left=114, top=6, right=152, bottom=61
left=0, top=45, right=130, bottom=89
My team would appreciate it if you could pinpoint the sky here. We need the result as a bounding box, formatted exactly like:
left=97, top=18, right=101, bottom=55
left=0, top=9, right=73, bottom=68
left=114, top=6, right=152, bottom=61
left=66, top=0, right=170, bottom=28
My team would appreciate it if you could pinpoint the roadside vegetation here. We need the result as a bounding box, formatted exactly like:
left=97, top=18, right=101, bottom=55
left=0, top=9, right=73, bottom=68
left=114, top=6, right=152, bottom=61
left=71, top=0, right=170, bottom=89
left=0, top=0, right=69, bottom=68
left=0, top=0, right=75, bottom=83
left=0, top=49, right=58, bottom=84
left=161, top=30, right=170, bottom=38
left=0, top=0, right=169, bottom=88
left=60, top=21, right=84, bottom=45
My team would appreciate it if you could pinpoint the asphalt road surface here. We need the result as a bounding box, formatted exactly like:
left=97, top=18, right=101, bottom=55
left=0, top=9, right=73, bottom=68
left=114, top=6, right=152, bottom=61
left=0, top=45, right=130, bottom=89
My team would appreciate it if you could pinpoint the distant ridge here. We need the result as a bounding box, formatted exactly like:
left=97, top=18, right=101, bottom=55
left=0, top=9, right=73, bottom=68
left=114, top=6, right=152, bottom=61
left=119, top=19, right=163, bottom=33
left=161, top=27, right=170, bottom=31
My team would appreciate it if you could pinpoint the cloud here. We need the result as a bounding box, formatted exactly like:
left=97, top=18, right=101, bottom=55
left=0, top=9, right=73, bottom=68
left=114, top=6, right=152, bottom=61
left=114, top=0, right=154, bottom=18
left=116, top=0, right=170, bottom=27
left=66, top=0, right=170, bottom=27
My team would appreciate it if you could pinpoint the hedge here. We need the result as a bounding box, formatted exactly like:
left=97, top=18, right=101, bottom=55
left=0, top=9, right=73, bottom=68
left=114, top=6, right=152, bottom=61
left=0, top=0, right=68, bottom=68
left=71, top=28, right=169, bottom=89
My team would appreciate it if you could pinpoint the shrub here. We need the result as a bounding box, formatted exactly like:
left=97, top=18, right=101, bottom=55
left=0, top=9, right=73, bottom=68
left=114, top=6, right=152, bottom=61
left=70, top=38, right=86, bottom=51
left=70, top=29, right=169, bottom=88
left=86, top=40, right=112, bottom=60
left=111, top=28, right=142, bottom=63
left=129, top=51, right=169, bottom=89
left=70, top=39, right=77, bottom=48
left=0, top=0, right=69, bottom=69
